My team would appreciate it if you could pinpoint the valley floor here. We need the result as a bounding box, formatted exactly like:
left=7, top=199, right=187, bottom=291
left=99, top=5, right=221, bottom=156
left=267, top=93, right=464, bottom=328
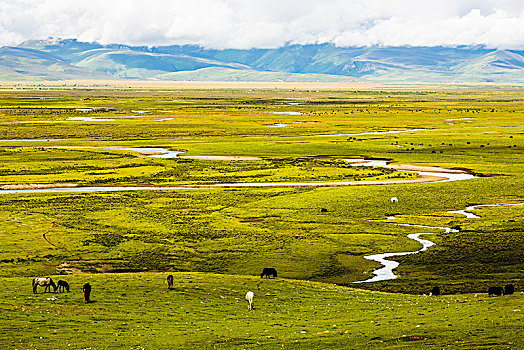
left=0, top=85, right=522, bottom=348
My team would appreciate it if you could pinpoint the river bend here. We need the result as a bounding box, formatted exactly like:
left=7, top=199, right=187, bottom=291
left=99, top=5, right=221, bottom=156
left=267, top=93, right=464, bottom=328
left=353, top=202, right=524, bottom=283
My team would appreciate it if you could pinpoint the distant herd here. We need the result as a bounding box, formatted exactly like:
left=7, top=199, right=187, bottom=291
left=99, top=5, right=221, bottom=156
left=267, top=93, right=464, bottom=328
left=488, top=284, right=514, bottom=297
left=428, top=284, right=515, bottom=297
left=31, top=269, right=517, bottom=309
left=32, top=277, right=91, bottom=303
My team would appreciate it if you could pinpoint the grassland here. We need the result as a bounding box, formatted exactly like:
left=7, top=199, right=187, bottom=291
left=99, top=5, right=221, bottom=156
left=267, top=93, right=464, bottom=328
left=1, top=273, right=522, bottom=349
left=0, top=148, right=413, bottom=187
left=0, top=84, right=522, bottom=348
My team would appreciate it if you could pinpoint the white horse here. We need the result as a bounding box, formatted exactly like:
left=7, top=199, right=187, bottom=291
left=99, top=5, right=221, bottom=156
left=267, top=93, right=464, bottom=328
left=245, top=291, right=254, bottom=310
left=390, top=197, right=398, bottom=203
left=32, top=277, right=57, bottom=294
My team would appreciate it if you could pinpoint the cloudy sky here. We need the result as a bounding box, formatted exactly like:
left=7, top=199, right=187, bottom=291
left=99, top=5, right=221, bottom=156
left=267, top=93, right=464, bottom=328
left=1, top=0, right=523, bottom=49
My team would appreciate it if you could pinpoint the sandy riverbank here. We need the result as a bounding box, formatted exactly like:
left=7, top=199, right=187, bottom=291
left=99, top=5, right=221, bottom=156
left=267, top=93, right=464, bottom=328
left=177, top=155, right=262, bottom=161
left=387, top=164, right=466, bottom=173
left=0, top=183, right=78, bottom=190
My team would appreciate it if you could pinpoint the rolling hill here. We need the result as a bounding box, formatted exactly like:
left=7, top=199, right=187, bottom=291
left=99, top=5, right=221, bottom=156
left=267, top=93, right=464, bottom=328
left=0, top=46, right=112, bottom=81
left=1, top=39, right=523, bottom=82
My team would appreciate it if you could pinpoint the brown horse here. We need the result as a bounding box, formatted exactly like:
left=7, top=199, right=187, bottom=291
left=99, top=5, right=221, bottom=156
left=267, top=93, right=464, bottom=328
left=167, top=275, right=174, bottom=289
left=57, top=280, right=70, bottom=293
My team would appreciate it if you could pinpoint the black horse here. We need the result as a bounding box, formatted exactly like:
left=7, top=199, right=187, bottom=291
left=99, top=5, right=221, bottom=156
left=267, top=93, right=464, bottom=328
left=57, top=280, right=70, bottom=293
left=430, top=286, right=440, bottom=296
left=83, top=283, right=92, bottom=303
left=260, top=268, right=277, bottom=278
left=488, top=286, right=504, bottom=297
left=167, top=275, right=174, bottom=289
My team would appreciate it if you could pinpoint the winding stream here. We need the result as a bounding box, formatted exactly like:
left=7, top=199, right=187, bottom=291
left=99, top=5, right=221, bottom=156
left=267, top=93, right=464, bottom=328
left=26, top=146, right=183, bottom=158
left=1, top=144, right=520, bottom=284
left=0, top=162, right=475, bottom=193
left=353, top=202, right=524, bottom=284
left=0, top=150, right=476, bottom=193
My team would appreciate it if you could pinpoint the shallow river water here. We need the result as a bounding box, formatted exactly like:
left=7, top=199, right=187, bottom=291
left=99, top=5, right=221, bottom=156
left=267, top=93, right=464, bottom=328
left=0, top=155, right=475, bottom=193
left=353, top=202, right=524, bottom=283
left=3, top=146, right=515, bottom=285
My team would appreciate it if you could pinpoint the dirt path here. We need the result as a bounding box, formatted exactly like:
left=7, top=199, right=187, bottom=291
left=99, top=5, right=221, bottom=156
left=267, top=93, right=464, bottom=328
left=42, top=232, right=60, bottom=248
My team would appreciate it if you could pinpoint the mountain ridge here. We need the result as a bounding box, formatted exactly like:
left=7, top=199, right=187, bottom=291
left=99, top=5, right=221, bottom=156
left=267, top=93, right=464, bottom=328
left=3, top=39, right=524, bottom=82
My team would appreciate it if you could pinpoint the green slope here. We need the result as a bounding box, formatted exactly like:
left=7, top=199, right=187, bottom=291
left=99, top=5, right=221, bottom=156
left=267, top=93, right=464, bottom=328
left=75, top=49, right=251, bottom=79
left=0, top=46, right=112, bottom=81
left=451, top=50, right=524, bottom=82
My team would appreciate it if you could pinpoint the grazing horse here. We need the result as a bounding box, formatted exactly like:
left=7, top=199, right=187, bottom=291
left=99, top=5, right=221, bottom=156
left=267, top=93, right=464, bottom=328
left=504, top=284, right=515, bottom=295
left=488, top=286, right=504, bottom=297
left=32, top=277, right=56, bottom=294
left=390, top=197, right=399, bottom=203
left=57, top=280, right=70, bottom=293
left=245, top=291, right=254, bottom=310
left=83, top=283, right=92, bottom=303
left=260, top=268, right=277, bottom=278
left=167, top=275, right=174, bottom=289
left=430, top=286, right=440, bottom=296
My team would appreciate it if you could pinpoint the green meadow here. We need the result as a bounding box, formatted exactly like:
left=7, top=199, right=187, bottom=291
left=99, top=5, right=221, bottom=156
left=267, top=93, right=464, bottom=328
left=0, top=85, right=522, bottom=348
left=1, top=273, right=522, bottom=349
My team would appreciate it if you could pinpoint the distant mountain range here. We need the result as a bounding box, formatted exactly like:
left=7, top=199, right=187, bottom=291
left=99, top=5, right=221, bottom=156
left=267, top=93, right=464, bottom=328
left=0, top=38, right=523, bottom=82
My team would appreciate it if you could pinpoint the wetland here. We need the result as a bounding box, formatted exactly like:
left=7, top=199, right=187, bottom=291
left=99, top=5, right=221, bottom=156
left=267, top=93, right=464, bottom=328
left=0, top=84, right=522, bottom=349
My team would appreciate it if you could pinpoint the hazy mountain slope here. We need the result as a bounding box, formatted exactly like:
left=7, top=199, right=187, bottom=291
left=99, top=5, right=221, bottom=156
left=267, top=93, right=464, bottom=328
left=18, top=39, right=104, bottom=61
left=200, top=45, right=493, bottom=76
left=0, top=66, right=43, bottom=81
left=0, top=46, right=112, bottom=80
left=73, top=49, right=251, bottom=79
left=155, top=67, right=355, bottom=82
left=451, top=50, right=524, bottom=82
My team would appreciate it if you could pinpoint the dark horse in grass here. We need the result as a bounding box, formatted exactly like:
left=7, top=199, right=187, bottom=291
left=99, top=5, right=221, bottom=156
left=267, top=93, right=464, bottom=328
left=57, top=280, right=70, bottom=293
left=260, top=268, right=277, bottom=278
left=488, top=286, right=504, bottom=297
left=83, top=283, right=92, bottom=303
left=32, top=277, right=57, bottom=294
left=167, top=275, right=174, bottom=289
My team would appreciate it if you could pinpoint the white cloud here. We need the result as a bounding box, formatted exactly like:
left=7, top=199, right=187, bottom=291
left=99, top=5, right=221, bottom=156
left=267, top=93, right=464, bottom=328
left=0, top=0, right=523, bottom=48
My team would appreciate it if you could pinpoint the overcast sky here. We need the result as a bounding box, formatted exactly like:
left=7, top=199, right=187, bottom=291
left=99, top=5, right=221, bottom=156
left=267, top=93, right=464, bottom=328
left=1, top=0, right=523, bottom=49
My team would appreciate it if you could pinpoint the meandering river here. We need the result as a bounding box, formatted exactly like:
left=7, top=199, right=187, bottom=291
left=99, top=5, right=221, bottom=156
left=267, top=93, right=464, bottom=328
left=0, top=147, right=476, bottom=193
left=353, top=202, right=524, bottom=284
left=2, top=145, right=509, bottom=285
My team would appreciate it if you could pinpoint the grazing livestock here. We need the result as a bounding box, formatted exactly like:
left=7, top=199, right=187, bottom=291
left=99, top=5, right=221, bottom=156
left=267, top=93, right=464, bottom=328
left=83, top=283, right=92, bottom=303
left=32, top=277, right=57, bottom=294
left=390, top=197, right=398, bottom=203
left=504, top=284, right=515, bottom=295
left=245, top=291, right=254, bottom=310
left=430, top=286, right=440, bottom=296
left=57, top=280, right=70, bottom=293
left=260, top=268, right=277, bottom=278
left=167, top=275, right=174, bottom=289
left=488, top=286, right=504, bottom=297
